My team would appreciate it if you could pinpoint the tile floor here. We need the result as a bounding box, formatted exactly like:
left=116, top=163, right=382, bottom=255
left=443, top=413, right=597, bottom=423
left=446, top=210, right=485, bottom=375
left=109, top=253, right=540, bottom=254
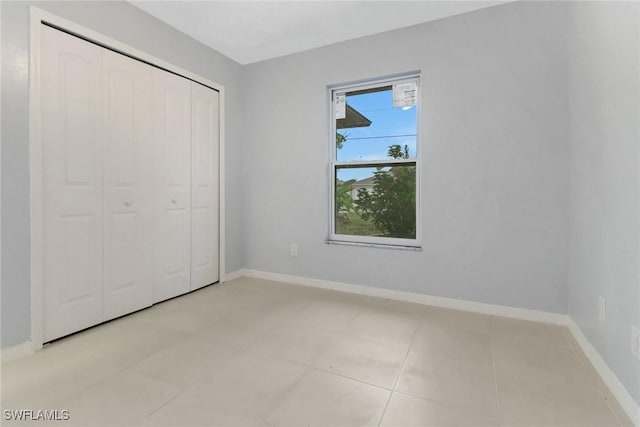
left=1, top=277, right=634, bottom=427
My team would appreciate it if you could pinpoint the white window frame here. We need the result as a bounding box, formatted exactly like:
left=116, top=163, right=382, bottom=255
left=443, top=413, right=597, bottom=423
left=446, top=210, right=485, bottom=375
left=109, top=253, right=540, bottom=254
left=328, top=74, right=421, bottom=249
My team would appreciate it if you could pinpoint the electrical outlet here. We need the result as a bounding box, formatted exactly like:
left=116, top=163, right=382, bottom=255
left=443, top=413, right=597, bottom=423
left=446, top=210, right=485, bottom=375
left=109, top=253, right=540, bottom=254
left=598, top=296, right=606, bottom=323
left=631, top=325, right=640, bottom=360
left=290, top=243, right=298, bottom=257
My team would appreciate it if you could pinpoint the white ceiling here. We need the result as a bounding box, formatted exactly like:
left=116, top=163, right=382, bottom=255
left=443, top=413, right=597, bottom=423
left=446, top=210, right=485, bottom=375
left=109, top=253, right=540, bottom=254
left=129, top=1, right=508, bottom=65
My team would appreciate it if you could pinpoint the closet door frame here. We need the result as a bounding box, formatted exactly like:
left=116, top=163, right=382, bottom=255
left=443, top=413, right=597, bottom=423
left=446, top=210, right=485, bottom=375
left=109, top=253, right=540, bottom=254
left=29, top=6, right=226, bottom=350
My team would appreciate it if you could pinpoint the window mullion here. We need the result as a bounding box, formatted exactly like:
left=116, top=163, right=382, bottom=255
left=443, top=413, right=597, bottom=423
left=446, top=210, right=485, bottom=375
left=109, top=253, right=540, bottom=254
left=334, top=159, right=416, bottom=168
left=329, top=74, right=420, bottom=246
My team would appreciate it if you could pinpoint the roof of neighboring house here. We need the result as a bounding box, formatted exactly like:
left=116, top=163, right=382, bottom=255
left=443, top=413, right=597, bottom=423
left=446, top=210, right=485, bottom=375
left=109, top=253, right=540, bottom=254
left=337, top=105, right=372, bottom=129
left=353, top=176, right=376, bottom=186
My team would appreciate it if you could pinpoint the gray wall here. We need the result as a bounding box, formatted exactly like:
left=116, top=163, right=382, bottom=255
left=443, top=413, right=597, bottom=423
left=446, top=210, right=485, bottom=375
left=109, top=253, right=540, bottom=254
left=240, top=1, right=570, bottom=313
left=568, top=2, right=640, bottom=405
left=1, top=0, right=245, bottom=347
left=5, top=4, right=638, bottom=411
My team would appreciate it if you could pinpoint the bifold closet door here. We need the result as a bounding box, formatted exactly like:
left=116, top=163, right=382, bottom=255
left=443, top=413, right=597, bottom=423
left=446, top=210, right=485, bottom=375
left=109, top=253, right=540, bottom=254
left=191, top=83, right=220, bottom=290
left=40, top=24, right=222, bottom=340
left=153, top=68, right=192, bottom=302
left=41, top=26, right=104, bottom=341
left=102, top=49, right=154, bottom=320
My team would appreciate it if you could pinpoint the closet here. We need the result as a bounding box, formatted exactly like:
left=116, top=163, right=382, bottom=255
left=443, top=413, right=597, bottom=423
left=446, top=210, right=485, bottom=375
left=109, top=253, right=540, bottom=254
left=40, top=25, right=220, bottom=342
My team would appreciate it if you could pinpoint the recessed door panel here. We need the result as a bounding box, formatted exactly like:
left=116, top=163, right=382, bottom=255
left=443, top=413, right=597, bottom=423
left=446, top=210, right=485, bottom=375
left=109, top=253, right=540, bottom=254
left=106, top=70, right=135, bottom=185
left=193, top=207, right=211, bottom=268
left=102, top=48, right=154, bottom=320
left=40, top=24, right=221, bottom=341
left=60, top=214, right=101, bottom=303
left=164, top=209, right=189, bottom=275
left=108, top=212, right=137, bottom=291
left=63, top=55, right=97, bottom=185
left=191, top=83, right=219, bottom=290
left=153, top=68, right=192, bottom=302
left=41, top=26, right=104, bottom=341
left=164, top=89, right=189, bottom=187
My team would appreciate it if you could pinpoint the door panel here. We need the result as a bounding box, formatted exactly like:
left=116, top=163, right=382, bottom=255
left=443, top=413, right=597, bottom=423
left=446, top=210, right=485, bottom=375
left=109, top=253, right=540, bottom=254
left=102, top=48, right=154, bottom=320
left=40, top=25, right=221, bottom=339
left=193, top=207, right=211, bottom=268
left=153, top=69, right=192, bottom=302
left=164, top=209, right=188, bottom=274
left=191, top=83, right=220, bottom=290
left=60, top=215, right=100, bottom=302
left=41, top=26, right=104, bottom=341
left=108, top=211, right=137, bottom=291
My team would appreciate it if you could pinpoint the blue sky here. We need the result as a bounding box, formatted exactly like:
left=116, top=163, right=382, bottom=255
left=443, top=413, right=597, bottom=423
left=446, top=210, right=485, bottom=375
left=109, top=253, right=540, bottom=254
left=337, top=88, right=416, bottom=181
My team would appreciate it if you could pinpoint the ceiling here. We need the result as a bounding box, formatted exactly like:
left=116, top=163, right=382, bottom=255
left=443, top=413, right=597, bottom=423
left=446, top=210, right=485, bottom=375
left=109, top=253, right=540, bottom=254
left=129, top=1, right=508, bottom=65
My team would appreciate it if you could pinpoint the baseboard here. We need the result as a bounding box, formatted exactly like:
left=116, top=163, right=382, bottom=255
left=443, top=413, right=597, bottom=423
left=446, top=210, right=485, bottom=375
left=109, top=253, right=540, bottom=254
left=566, top=321, right=640, bottom=426
left=223, top=269, right=245, bottom=282
left=230, top=268, right=569, bottom=325
left=1, top=341, right=33, bottom=364
left=224, top=268, right=640, bottom=425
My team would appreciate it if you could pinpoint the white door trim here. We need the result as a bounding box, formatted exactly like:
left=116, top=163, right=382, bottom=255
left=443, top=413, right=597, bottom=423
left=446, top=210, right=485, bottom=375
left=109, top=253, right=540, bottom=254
left=29, top=6, right=227, bottom=350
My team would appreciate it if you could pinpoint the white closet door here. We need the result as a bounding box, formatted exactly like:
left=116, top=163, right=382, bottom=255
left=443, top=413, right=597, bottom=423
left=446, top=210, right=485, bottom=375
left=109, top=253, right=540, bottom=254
left=153, top=69, right=192, bottom=302
left=41, top=26, right=104, bottom=341
left=191, top=83, right=220, bottom=290
left=102, top=49, right=154, bottom=320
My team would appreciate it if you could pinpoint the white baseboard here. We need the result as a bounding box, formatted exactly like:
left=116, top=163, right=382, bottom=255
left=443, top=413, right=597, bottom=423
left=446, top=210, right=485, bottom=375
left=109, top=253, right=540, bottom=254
left=567, top=321, right=640, bottom=426
left=230, top=268, right=569, bottom=325
left=228, top=268, right=639, bottom=425
left=223, top=269, right=245, bottom=283
left=1, top=341, right=33, bottom=364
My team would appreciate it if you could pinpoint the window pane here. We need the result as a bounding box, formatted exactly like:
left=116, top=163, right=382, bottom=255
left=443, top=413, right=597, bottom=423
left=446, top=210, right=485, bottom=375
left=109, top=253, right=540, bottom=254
left=336, top=87, right=417, bottom=162
left=335, top=164, right=416, bottom=239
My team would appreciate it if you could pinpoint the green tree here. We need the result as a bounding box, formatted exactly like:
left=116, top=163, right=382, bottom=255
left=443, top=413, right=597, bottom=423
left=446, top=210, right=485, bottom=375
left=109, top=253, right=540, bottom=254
left=335, top=131, right=355, bottom=225
left=336, top=132, right=348, bottom=149
left=356, top=144, right=416, bottom=238
left=335, top=131, right=355, bottom=224
left=335, top=179, right=356, bottom=224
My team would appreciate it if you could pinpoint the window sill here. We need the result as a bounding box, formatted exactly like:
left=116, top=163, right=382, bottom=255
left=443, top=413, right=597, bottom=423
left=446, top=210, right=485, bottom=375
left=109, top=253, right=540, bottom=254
left=326, top=239, right=422, bottom=251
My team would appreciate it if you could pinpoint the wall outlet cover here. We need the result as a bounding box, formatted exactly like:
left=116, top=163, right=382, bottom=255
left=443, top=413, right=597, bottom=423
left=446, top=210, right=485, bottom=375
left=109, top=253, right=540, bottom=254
left=598, top=296, right=606, bottom=323
left=631, top=324, right=640, bottom=360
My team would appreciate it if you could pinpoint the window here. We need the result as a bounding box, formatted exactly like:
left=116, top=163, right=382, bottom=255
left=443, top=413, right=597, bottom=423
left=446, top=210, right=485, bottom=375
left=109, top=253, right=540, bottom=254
left=329, top=75, right=420, bottom=248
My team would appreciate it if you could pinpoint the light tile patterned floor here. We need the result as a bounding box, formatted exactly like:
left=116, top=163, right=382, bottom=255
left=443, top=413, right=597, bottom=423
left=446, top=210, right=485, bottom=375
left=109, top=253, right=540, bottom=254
left=1, top=277, right=633, bottom=426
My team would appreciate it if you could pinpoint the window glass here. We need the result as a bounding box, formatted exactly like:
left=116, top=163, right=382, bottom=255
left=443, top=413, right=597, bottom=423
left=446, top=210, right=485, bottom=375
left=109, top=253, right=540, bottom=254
left=331, top=77, right=419, bottom=245
left=336, top=87, right=417, bottom=162
left=335, top=164, right=416, bottom=239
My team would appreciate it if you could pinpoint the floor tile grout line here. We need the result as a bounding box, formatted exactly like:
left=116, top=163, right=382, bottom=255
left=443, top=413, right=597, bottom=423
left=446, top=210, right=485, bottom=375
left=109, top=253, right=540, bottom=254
left=490, top=333, right=574, bottom=350
left=242, top=325, right=411, bottom=393
left=305, top=365, right=395, bottom=392
left=391, top=389, right=504, bottom=422
left=38, top=366, right=185, bottom=425
left=140, top=387, right=188, bottom=420
left=560, top=326, right=627, bottom=426
left=43, top=353, right=133, bottom=409
left=560, top=330, right=628, bottom=427
left=259, top=366, right=312, bottom=426
left=488, top=330, right=505, bottom=425
left=7, top=280, right=629, bottom=427
left=603, top=397, right=627, bottom=427
left=494, top=325, right=626, bottom=427
left=376, top=315, right=424, bottom=427
left=561, top=329, right=599, bottom=376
